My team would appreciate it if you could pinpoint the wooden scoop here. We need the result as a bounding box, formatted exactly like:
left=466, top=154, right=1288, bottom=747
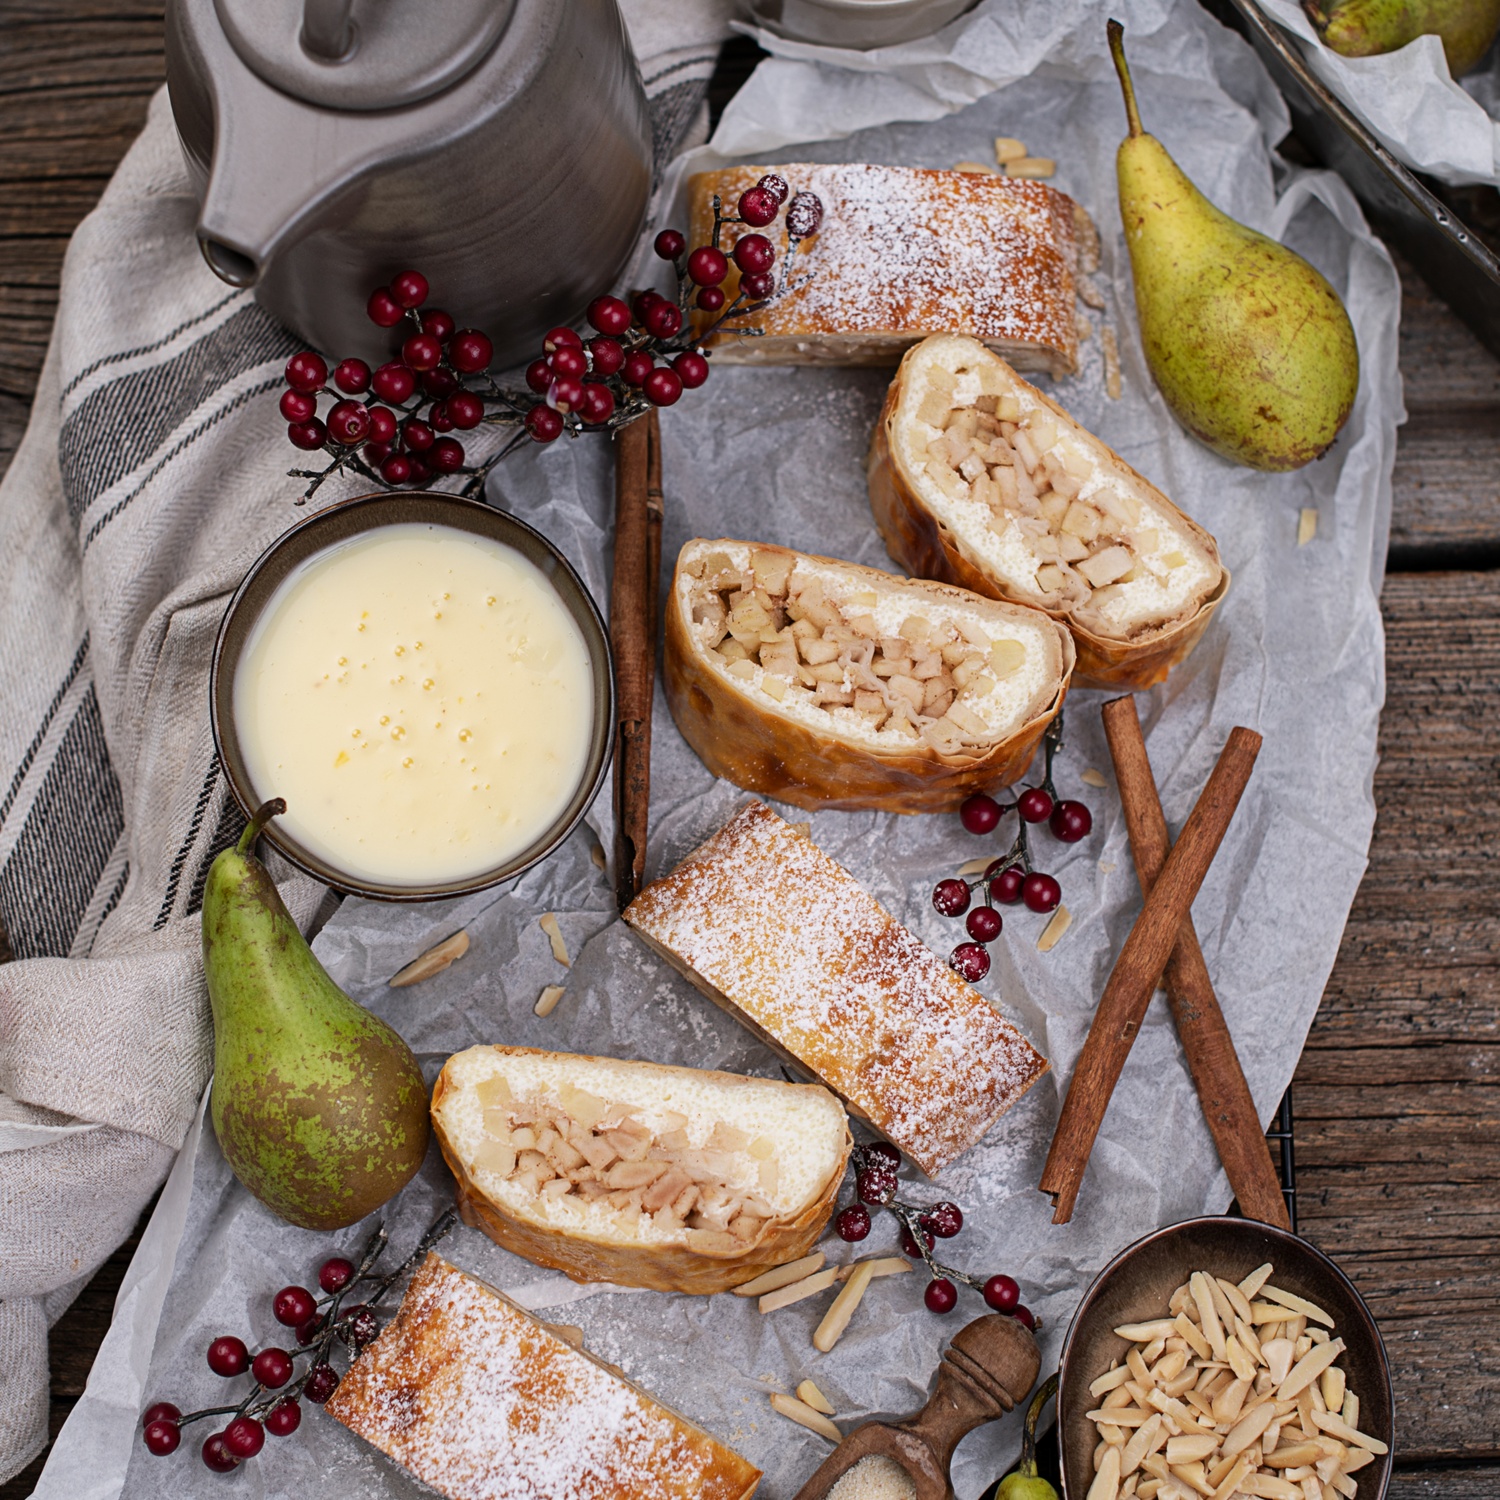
left=791, top=1315, right=1041, bottom=1500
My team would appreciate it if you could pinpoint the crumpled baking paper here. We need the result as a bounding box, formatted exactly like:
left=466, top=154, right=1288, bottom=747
left=37, top=3, right=1403, bottom=1498
left=1256, top=0, right=1500, bottom=187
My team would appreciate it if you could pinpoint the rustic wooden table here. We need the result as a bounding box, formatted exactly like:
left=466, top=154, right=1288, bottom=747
left=1, top=6, right=1495, bottom=1498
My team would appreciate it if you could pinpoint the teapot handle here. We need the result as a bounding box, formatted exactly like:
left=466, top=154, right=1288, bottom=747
left=303, top=0, right=355, bottom=61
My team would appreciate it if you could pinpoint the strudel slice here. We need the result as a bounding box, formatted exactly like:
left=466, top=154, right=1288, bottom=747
left=666, top=538, right=1073, bottom=813
left=327, top=1253, right=761, bottom=1500
left=431, top=1046, right=850, bottom=1295
left=623, top=802, right=1048, bottom=1176
left=686, top=164, right=1082, bottom=376
left=869, top=334, right=1229, bottom=689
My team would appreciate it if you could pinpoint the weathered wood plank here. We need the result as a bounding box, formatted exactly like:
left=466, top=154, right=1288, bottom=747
left=1389, top=1464, right=1500, bottom=1498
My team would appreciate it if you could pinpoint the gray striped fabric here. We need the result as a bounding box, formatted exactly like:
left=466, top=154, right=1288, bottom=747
left=0, top=5, right=729, bottom=1480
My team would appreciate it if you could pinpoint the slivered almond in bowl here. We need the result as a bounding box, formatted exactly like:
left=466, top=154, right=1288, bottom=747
left=431, top=1046, right=850, bottom=1295
left=665, top=538, right=1074, bottom=812
left=868, top=334, right=1228, bottom=690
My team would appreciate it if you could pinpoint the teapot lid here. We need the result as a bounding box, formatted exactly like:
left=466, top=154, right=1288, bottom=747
left=212, top=0, right=515, bottom=111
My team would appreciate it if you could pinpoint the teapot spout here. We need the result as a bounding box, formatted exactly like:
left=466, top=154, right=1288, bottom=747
left=198, top=232, right=262, bottom=288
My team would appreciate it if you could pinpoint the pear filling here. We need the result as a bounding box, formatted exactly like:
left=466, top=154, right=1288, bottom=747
left=686, top=548, right=1030, bottom=756
left=472, top=1073, right=782, bottom=1254
left=916, top=364, right=1190, bottom=625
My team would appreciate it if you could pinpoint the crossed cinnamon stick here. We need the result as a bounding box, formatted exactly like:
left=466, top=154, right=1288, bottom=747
left=1040, top=702, right=1287, bottom=1227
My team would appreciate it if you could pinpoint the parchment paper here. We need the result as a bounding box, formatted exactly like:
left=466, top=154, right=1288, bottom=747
left=39, top=3, right=1403, bottom=1498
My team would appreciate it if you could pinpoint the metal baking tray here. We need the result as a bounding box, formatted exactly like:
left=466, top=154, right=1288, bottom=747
left=1201, top=0, right=1500, bottom=360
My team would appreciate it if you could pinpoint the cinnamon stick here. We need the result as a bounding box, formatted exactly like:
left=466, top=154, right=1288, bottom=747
left=1039, top=723, right=1262, bottom=1223
left=1102, top=698, right=1289, bottom=1228
left=610, top=412, right=659, bottom=911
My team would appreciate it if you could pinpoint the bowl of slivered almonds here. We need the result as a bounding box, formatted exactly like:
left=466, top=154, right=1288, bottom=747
left=1057, top=1217, right=1392, bottom=1500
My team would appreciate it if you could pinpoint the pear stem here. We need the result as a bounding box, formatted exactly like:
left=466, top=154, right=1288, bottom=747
left=1107, top=20, right=1143, bottom=139
left=1018, top=1373, right=1058, bottom=1477
left=238, top=798, right=287, bottom=856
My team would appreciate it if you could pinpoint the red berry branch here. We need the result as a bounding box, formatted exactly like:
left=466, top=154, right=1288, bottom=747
left=280, top=173, right=824, bottom=505
left=139, top=1210, right=456, bottom=1474
left=832, top=1144, right=1039, bottom=1325
left=931, top=713, right=1094, bottom=982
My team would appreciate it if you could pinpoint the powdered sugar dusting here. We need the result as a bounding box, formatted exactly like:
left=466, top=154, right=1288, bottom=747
left=624, top=803, right=1048, bottom=1174
left=327, top=1255, right=760, bottom=1500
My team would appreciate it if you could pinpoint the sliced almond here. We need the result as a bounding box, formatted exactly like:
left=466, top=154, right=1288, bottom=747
left=994, top=137, right=1028, bottom=164
left=813, top=1260, right=876, bottom=1353
left=770, top=1392, right=841, bottom=1443
left=1297, top=509, right=1318, bottom=547
left=1260, top=1286, right=1335, bottom=1329
left=760, top=1265, right=839, bottom=1315
left=539, top=913, right=570, bottom=967
left=796, top=1379, right=836, bottom=1416
left=1007, top=156, right=1056, bottom=179
left=1037, top=904, right=1072, bottom=951
left=388, top=929, right=470, bottom=987
left=534, top=984, right=566, bottom=1018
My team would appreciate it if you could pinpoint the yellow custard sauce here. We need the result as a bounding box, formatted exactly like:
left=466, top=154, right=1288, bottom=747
left=233, top=522, right=595, bottom=886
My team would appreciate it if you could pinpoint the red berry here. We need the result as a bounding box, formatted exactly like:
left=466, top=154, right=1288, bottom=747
left=390, top=270, right=429, bottom=309
left=265, top=1399, right=302, bottom=1438
left=923, top=1201, right=964, bottom=1238
left=950, top=942, right=991, bottom=982
left=673, top=351, right=709, bottom=389
left=1022, top=872, right=1061, bottom=914
left=989, top=865, right=1025, bottom=905
left=422, top=368, right=458, bottom=399
left=319, top=1256, right=355, bottom=1294
left=284, top=351, right=327, bottom=393
left=643, top=367, right=683, bottom=407
left=925, top=1278, right=959, bottom=1314
left=287, top=419, right=325, bottom=450
left=758, top=172, right=791, bottom=206
left=526, top=405, right=564, bottom=443
left=855, top=1165, right=897, bottom=1206
left=548, top=344, right=588, bottom=379
left=326, top=399, right=370, bottom=445
left=296, top=1309, right=328, bottom=1345
left=687, top=246, right=729, bottom=286
left=864, top=1142, right=902, bottom=1169
left=448, top=391, right=484, bottom=430
left=966, top=906, right=1003, bottom=943
left=932, top=878, right=971, bottom=917
left=143, top=1402, right=182, bottom=1428
left=224, top=1415, right=265, bottom=1459
left=402, top=419, right=435, bottom=452
left=420, top=308, right=455, bottom=342
left=737, top=185, right=779, bottom=227
left=786, top=190, right=824, bottom=238
left=363, top=438, right=391, bottom=465
left=835, top=1205, right=871, bottom=1242
left=279, top=389, right=315, bottom=422
left=143, top=1419, right=180, bottom=1456
left=430, top=437, right=465, bottom=473
left=303, top=1363, right=339, bottom=1404
left=588, top=336, right=624, bottom=376
left=208, top=1335, right=250, bottom=1376
left=544, top=326, right=583, bottom=353
left=900, top=1225, right=935, bottom=1258
left=622, top=351, right=655, bottom=386
left=252, top=1347, right=293, bottom=1388
left=332, top=358, right=371, bottom=394
left=201, top=1432, right=239, bottom=1472
left=429, top=401, right=454, bottom=433
left=644, top=300, right=683, bottom=339
left=367, top=405, right=398, bottom=444
left=1013, top=1304, right=1036, bottom=1331
left=960, top=793, right=1003, bottom=835
left=740, top=271, right=775, bottom=300
left=982, top=1274, right=1020, bottom=1313
left=732, top=233, right=775, bottom=275
left=579, top=383, right=615, bottom=425
left=367, top=288, right=404, bottom=327
left=449, top=329, right=493, bottom=372
left=696, top=286, right=726, bottom=312
left=408, top=456, right=432, bottom=482
left=654, top=229, right=687, bottom=260
left=526, top=359, right=552, bottom=394
left=1050, top=799, right=1093, bottom=843
left=273, top=1286, right=317, bottom=1327
left=587, top=296, right=632, bottom=335
left=631, top=289, right=663, bottom=324
left=1018, top=787, right=1054, bottom=823
left=381, top=453, right=412, bottom=484
left=341, top=1304, right=380, bottom=1347
left=371, top=361, right=416, bottom=403
left=401, top=333, right=442, bottom=372
left=548, top=375, right=585, bottom=413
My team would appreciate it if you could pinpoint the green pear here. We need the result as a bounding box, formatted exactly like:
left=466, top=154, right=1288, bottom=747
left=202, top=800, right=430, bottom=1230
left=1304, top=0, right=1500, bottom=77
left=994, top=1373, right=1060, bottom=1500
left=1108, top=21, right=1360, bottom=472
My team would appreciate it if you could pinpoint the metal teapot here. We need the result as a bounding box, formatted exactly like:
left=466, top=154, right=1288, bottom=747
left=166, top=0, right=652, bottom=367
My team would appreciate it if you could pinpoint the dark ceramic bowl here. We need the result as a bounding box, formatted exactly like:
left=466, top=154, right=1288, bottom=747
left=1058, top=1216, right=1392, bottom=1500
left=210, top=491, right=614, bottom=901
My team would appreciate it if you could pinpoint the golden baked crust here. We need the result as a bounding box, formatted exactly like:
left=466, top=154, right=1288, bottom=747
left=623, top=801, right=1048, bottom=1176
left=326, top=1253, right=761, bottom=1500
left=430, top=1045, right=850, bottom=1295
left=687, top=164, right=1080, bottom=376
left=665, top=539, right=1074, bottom=812
left=868, top=335, right=1228, bottom=690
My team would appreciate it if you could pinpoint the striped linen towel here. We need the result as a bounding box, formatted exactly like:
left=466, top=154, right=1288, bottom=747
left=0, top=4, right=734, bottom=1481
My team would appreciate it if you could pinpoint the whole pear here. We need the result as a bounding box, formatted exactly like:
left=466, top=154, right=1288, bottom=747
left=994, top=1373, right=1060, bottom=1500
left=1108, top=21, right=1360, bottom=471
left=1304, top=0, right=1500, bottom=77
left=202, top=800, right=430, bottom=1230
